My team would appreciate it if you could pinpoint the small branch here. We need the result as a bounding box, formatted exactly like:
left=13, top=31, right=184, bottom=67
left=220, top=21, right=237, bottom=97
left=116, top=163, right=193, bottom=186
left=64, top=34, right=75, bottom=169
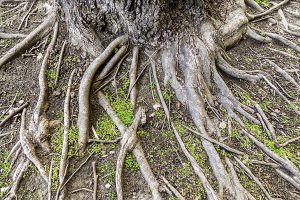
left=18, top=0, right=36, bottom=30
left=234, top=157, right=273, bottom=200
left=59, top=154, right=93, bottom=192
left=129, top=47, right=139, bottom=109
left=161, top=176, right=185, bottom=200
left=0, top=102, right=29, bottom=127
left=54, top=40, right=67, bottom=87
left=92, top=161, right=98, bottom=200
left=182, top=124, right=244, bottom=155
left=71, top=188, right=93, bottom=194
left=248, top=0, right=290, bottom=20
left=48, top=158, right=53, bottom=200
left=277, top=136, right=300, bottom=148
left=88, top=137, right=122, bottom=144
left=255, top=103, right=276, bottom=139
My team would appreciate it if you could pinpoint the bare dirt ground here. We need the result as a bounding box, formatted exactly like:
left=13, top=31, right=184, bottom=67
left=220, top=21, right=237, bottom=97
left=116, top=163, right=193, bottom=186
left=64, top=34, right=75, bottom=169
left=1, top=0, right=300, bottom=200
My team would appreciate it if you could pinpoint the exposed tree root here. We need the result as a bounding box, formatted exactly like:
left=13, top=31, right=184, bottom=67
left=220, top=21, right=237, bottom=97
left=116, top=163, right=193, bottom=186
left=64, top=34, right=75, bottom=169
left=246, top=27, right=272, bottom=43
left=262, top=75, right=300, bottom=115
left=129, top=47, right=139, bottom=110
left=224, top=157, right=256, bottom=200
left=98, top=91, right=162, bottom=200
left=54, top=40, right=67, bottom=87
left=116, top=107, right=143, bottom=200
left=0, top=8, right=56, bottom=67
left=267, top=47, right=300, bottom=61
left=234, top=157, right=274, bottom=200
left=78, top=35, right=128, bottom=153
left=161, top=175, right=185, bottom=200
left=29, top=21, right=59, bottom=152
left=242, top=129, right=300, bottom=190
left=0, top=32, right=27, bottom=39
left=171, top=123, right=219, bottom=200
left=182, top=124, right=244, bottom=155
left=247, top=0, right=290, bottom=20
left=0, top=102, right=29, bottom=127
left=56, top=69, right=76, bottom=200
left=57, top=154, right=92, bottom=195
left=48, top=158, right=53, bottom=200
left=3, top=158, right=29, bottom=200
left=5, top=141, right=20, bottom=163
left=277, top=136, right=300, bottom=148
left=254, top=104, right=276, bottom=140
left=20, top=108, right=49, bottom=183
left=267, top=59, right=300, bottom=91
left=92, top=161, right=98, bottom=200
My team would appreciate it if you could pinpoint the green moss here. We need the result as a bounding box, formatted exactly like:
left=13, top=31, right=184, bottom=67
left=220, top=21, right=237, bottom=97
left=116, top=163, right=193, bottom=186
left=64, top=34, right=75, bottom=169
left=125, top=153, right=139, bottom=172
left=255, top=0, right=270, bottom=7
left=0, top=39, right=15, bottom=47
left=0, top=150, right=10, bottom=197
left=51, top=126, right=79, bottom=158
left=65, top=55, right=79, bottom=68
left=97, top=160, right=116, bottom=200
left=47, top=68, right=57, bottom=89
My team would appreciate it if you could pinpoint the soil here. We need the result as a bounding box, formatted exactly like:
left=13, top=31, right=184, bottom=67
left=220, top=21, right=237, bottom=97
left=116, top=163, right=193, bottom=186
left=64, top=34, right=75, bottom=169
left=1, top=1, right=300, bottom=200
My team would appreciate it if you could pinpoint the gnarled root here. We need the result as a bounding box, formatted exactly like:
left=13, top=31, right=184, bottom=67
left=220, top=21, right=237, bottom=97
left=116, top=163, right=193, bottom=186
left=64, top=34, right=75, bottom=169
left=78, top=35, right=128, bottom=153
left=98, top=92, right=162, bottom=200
left=116, top=107, right=143, bottom=200
left=29, top=21, right=59, bottom=152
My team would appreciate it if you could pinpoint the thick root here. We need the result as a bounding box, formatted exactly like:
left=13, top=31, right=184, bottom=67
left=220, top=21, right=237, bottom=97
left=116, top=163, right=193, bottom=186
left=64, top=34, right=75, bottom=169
left=78, top=35, right=128, bottom=153
left=98, top=92, right=162, bottom=200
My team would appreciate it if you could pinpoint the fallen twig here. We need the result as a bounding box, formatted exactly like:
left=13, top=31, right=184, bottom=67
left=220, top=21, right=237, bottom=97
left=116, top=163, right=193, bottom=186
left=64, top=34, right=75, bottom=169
left=234, top=157, right=274, bottom=200
left=255, top=103, right=275, bottom=139
left=54, top=40, right=67, bottom=87
left=182, top=124, right=244, bottom=155
left=277, top=136, right=300, bottom=148
left=92, top=161, right=98, bottom=200
left=0, top=102, right=29, bottom=127
left=161, top=176, right=185, bottom=200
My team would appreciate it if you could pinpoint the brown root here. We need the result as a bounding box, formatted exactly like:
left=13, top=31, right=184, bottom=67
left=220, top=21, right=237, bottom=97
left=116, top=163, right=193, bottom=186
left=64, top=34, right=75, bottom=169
left=78, top=35, right=128, bottom=153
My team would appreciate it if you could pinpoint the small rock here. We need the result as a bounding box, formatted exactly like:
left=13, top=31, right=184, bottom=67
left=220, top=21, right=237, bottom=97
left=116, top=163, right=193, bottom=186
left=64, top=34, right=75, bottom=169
left=153, top=103, right=161, bottom=110
left=37, top=53, right=43, bottom=61
left=105, top=183, right=111, bottom=189
left=219, top=121, right=227, bottom=129
left=70, top=92, right=75, bottom=98
left=53, top=90, right=61, bottom=97
left=109, top=151, right=115, bottom=155
left=274, top=109, right=280, bottom=113
left=149, top=113, right=155, bottom=118
left=18, top=100, right=24, bottom=105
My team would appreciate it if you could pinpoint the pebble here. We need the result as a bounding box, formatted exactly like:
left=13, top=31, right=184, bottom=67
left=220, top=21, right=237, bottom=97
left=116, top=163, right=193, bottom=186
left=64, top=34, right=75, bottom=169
left=18, top=100, right=24, bottom=105
left=219, top=121, right=227, bottom=129
left=109, top=151, right=115, bottom=155
left=153, top=102, right=161, bottom=110
left=105, top=183, right=111, bottom=189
